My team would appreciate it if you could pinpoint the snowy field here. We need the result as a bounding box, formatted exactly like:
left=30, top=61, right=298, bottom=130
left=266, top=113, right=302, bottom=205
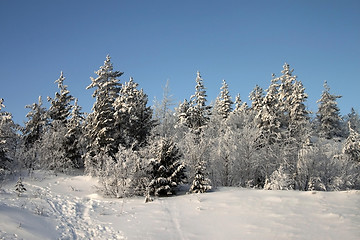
left=1, top=171, right=359, bottom=240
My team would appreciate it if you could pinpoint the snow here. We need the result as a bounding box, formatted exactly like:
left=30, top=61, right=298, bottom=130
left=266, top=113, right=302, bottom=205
left=1, top=171, right=359, bottom=240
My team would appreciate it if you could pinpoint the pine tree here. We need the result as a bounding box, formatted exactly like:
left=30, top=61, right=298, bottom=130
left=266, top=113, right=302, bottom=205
left=85, top=55, right=123, bottom=174
left=213, top=79, right=233, bottom=119
left=113, top=77, right=155, bottom=149
left=146, top=137, right=186, bottom=197
left=316, top=81, right=343, bottom=139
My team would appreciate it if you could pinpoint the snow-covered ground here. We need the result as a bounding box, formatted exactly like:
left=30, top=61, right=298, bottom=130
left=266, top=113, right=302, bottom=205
left=1, top=171, right=359, bottom=240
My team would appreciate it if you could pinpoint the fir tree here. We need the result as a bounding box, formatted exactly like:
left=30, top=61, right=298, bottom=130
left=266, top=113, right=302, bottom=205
left=316, top=81, right=343, bottom=139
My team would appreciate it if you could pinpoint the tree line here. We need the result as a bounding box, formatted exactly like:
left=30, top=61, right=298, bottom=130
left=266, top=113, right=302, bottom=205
left=1, top=56, right=359, bottom=199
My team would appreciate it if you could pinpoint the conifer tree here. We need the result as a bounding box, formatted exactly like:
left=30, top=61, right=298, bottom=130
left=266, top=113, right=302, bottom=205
left=188, top=159, right=212, bottom=193
left=0, top=99, right=18, bottom=177
left=15, top=177, right=26, bottom=197
left=316, top=81, right=343, bottom=139
left=85, top=55, right=123, bottom=174
left=47, top=71, right=74, bottom=123
left=65, top=99, right=85, bottom=168
left=187, top=71, right=212, bottom=133
left=113, top=77, right=155, bottom=149
left=214, top=79, right=233, bottom=119
left=343, top=122, right=360, bottom=162
left=146, top=137, right=186, bottom=196
left=22, top=96, right=48, bottom=149
left=249, top=85, right=264, bottom=112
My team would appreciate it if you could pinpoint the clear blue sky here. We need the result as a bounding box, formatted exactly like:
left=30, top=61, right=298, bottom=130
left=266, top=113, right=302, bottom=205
left=1, top=0, right=359, bottom=125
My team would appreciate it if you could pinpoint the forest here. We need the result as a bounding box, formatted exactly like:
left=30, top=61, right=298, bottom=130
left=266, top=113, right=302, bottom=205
left=1, top=55, right=360, bottom=200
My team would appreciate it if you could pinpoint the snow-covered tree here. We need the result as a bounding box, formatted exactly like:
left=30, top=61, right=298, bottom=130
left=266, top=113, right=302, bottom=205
left=152, top=80, right=176, bottom=137
left=15, top=177, right=26, bottom=197
left=188, top=159, right=212, bottom=193
left=264, top=165, right=295, bottom=190
left=344, top=108, right=360, bottom=137
left=184, top=71, right=212, bottom=133
left=113, top=77, right=155, bottom=149
left=0, top=99, right=18, bottom=178
left=256, top=78, right=281, bottom=144
left=316, top=81, right=343, bottom=139
left=65, top=99, right=85, bottom=169
left=37, top=120, right=74, bottom=172
left=47, top=71, right=74, bottom=123
left=249, top=85, right=264, bottom=112
left=233, top=94, right=248, bottom=113
left=146, top=137, right=186, bottom=197
left=288, top=80, right=310, bottom=142
left=213, top=80, right=233, bottom=119
left=22, top=96, right=48, bottom=149
left=85, top=55, right=123, bottom=174
left=98, top=145, right=145, bottom=198
left=343, top=122, right=360, bottom=162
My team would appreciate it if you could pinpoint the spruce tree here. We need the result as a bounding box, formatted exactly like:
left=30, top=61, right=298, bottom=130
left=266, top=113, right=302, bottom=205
left=188, top=159, right=212, bottom=193
left=214, top=79, right=233, bottom=119
left=15, top=177, right=26, bottom=197
left=146, top=137, right=186, bottom=197
left=47, top=71, right=74, bottom=123
left=22, top=96, right=48, bottom=148
left=249, top=85, right=264, bottom=113
left=0, top=99, right=18, bottom=177
left=316, top=81, right=343, bottom=139
left=113, top=77, right=155, bottom=149
left=85, top=55, right=123, bottom=174
left=65, top=99, right=85, bottom=168
left=187, top=71, right=212, bottom=133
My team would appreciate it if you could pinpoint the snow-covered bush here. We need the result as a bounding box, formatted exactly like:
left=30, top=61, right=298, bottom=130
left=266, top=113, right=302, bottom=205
left=264, top=165, right=295, bottom=190
left=98, top=145, right=148, bottom=198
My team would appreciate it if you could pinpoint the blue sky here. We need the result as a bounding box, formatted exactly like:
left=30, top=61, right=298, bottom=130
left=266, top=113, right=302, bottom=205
left=1, top=0, right=359, bottom=125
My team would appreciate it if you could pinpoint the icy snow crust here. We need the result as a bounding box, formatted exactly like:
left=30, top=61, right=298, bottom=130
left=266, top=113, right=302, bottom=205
left=1, top=171, right=359, bottom=240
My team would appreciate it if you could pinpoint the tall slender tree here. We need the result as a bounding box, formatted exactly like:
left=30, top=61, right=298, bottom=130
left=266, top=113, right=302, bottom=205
left=85, top=55, right=123, bottom=174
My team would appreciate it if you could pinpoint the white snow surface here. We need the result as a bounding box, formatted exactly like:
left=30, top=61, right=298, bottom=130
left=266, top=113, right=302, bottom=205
left=1, top=171, right=359, bottom=240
